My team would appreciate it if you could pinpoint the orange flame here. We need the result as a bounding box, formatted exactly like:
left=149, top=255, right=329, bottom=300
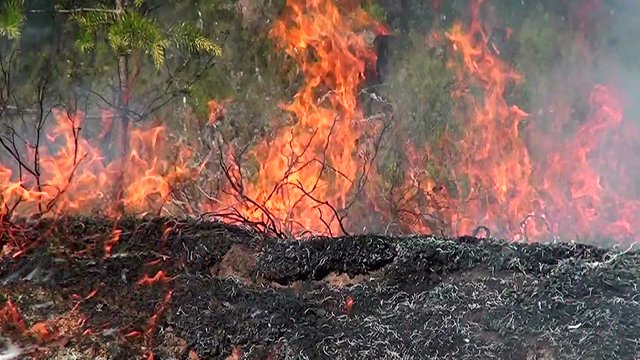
left=396, top=0, right=639, bottom=242
left=205, top=0, right=383, bottom=234
left=0, top=109, right=193, bottom=223
left=207, top=99, right=231, bottom=127
left=0, top=0, right=637, bottom=244
left=540, top=85, right=639, bottom=240
left=395, top=0, right=537, bottom=238
left=443, top=3, right=537, bottom=237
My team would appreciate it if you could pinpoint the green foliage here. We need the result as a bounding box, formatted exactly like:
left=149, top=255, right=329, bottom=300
left=172, top=22, right=222, bottom=57
left=513, top=7, right=566, bottom=80
left=0, top=0, right=25, bottom=40
left=71, top=6, right=221, bottom=69
left=107, top=11, right=169, bottom=67
left=379, top=150, right=404, bottom=190
left=176, top=0, right=292, bottom=134
left=75, top=28, right=95, bottom=52
left=380, top=32, right=455, bottom=148
left=362, top=1, right=386, bottom=23
left=70, top=6, right=115, bottom=31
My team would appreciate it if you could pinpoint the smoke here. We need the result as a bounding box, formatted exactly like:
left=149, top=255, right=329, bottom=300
left=606, top=0, right=640, bottom=120
left=500, top=0, right=640, bottom=240
left=370, top=0, right=640, bottom=241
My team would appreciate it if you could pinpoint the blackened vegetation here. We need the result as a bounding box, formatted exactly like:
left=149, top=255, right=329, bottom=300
left=0, top=217, right=638, bottom=360
left=258, top=235, right=396, bottom=284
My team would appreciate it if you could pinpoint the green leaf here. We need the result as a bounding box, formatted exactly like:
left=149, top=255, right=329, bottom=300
left=361, top=1, right=386, bottom=23
left=0, top=0, right=25, bottom=40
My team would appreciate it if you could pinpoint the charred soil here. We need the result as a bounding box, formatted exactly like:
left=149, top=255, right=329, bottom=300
left=0, top=217, right=639, bottom=359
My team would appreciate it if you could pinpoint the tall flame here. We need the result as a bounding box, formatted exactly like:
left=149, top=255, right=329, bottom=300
left=206, top=0, right=383, bottom=234
left=394, top=0, right=639, bottom=242
left=1, top=0, right=638, bottom=244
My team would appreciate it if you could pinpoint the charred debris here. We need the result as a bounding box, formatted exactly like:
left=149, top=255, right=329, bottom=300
left=0, top=216, right=638, bottom=359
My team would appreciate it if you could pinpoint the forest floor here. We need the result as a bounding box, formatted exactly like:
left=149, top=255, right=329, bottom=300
left=0, top=217, right=639, bottom=360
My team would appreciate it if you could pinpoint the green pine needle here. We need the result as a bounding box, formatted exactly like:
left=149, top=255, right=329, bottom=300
left=108, top=11, right=169, bottom=68
left=172, top=22, right=222, bottom=56
left=70, top=7, right=220, bottom=67
left=0, top=0, right=25, bottom=40
left=75, top=29, right=95, bottom=52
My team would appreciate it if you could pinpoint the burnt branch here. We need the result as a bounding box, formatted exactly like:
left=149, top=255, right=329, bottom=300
left=216, top=142, right=285, bottom=238
left=519, top=212, right=554, bottom=242
left=472, top=225, right=491, bottom=238
left=0, top=51, right=85, bottom=220
left=204, top=104, right=392, bottom=237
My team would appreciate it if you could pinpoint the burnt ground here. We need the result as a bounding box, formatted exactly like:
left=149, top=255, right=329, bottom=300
left=0, top=217, right=638, bottom=360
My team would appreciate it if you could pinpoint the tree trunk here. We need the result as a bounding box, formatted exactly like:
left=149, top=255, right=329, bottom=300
left=115, top=0, right=130, bottom=212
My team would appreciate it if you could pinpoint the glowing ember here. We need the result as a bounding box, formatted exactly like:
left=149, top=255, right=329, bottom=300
left=0, top=299, right=27, bottom=334
left=345, top=295, right=354, bottom=313
left=137, top=270, right=172, bottom=286
left=228, top=347, right=243, bottom=360
left=145, top=290, right=173, bottom=341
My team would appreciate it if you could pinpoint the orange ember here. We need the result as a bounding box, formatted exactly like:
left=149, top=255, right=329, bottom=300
left=345, top=295, right=354, bottom=313
left=137, top=270, right=172, bottom=286
left=0, top=299, right=27, bottom=333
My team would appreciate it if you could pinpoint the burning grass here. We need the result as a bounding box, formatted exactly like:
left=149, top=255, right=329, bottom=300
left=2, top=0, right=639, bottom=243
left=0, top=216, right=638, bottom=359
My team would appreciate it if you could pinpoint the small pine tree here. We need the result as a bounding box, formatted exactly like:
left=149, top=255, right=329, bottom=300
left=1, top=0, right=222, bottom=212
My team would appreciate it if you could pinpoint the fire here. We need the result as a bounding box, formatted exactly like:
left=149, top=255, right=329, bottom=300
left=207, top=98, right=231, bottom=127
left=540, top=85, right=639, bottom=240
left=0, top=109, right=193, bottom=223
left=412, top=0, right=537, bottom=238
left=0, top=0, right=638, bottom=243
left=393, top=0, right=640, bottom=242
left=204, top=0, right=385, bottom=235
